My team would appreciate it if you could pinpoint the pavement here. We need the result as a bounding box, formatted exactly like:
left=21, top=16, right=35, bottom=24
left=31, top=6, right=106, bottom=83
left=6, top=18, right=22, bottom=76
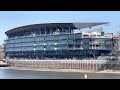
left=2, top=67, right=120, bottom=74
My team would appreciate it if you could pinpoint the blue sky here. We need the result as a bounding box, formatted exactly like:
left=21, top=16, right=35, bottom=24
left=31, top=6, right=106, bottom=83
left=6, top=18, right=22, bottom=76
left=0, top=11, right=120, bottom=44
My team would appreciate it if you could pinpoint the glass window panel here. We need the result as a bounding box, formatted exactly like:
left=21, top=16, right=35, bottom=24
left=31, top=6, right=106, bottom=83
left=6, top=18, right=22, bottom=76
left=21, top=47, right=34, bottom=51
left=75, top=33, right=82, bottom=38
left=83, top=44, right=89, bottom=49
left=68, top=45, right=74, bottom=48
left=35, top=41, right=44, bottom=45
left=57, top=40, right=67, bottom=44
left=99, top=43, right=106, bottom=49
left=57, top=45, right=67, bottom=49
left=4, top=40, right=9, bottom=44
left=46, top=45, right=55, bottom=50
left=36, top=46, right=44, bottom=50
left=75, top=45, right=81, bottom=48
left=105, top=39, right=112, bottom=44
left=68, top=34, right=74, bottom=39
left=45, top=41, right=55, bottom=45
left=35, top=36, right=44, bottom=41
left=82, top=39, right=89, bottom=43
left=21, top=42, right=34, bottom=47
left=22, top=37, right=34, bottom=42
left=6, top=44, right=15, bottom=47
left=14, top=43, right=22, bottom=47
left=75, top=39, right=81, bottom=44
left=98, top=39, right=105, bottom=43
left=68, top=40, right=74, bottom=44
left=9, top=37, right=34, bottom=43
left=57, top=35, right=68, bottom=40
left=45, top=35, right=55, bottom=40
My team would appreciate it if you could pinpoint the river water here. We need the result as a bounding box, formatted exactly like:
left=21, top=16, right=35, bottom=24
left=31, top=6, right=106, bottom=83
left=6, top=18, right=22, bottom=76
left=0, top=67, right=120, bottom=79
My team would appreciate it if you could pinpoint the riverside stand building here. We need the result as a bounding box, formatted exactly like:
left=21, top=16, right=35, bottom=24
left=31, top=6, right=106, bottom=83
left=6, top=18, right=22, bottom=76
left=4, top=23, right=114, bottom=60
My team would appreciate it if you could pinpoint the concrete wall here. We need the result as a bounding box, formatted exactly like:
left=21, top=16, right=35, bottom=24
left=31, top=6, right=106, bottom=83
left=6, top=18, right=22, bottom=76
left=7, top=60, right=113, bottom=71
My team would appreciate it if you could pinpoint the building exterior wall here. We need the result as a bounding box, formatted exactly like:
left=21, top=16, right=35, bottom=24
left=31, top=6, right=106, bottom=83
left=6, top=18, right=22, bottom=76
left=0, top=45, right=5, bottom=60
left=4, top=23, right=113, bottom=60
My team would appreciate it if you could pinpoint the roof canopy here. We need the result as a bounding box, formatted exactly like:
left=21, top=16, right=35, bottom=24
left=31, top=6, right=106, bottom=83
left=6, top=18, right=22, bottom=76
left=5, top=22, right=109, bottom=35
left=73, top=22, right=109, bottom=29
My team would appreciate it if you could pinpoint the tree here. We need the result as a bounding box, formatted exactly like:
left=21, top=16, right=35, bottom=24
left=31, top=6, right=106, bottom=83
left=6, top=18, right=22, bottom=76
left=113, top=32, right=120, bottom=56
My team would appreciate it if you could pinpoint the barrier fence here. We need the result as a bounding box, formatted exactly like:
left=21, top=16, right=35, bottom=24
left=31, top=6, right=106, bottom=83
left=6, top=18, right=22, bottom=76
left=7, top=60, right=120, bottom=71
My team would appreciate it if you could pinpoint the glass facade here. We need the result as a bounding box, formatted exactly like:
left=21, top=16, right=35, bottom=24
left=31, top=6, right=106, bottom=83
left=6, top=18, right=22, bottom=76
left=4, top=24, right=113, bottom=59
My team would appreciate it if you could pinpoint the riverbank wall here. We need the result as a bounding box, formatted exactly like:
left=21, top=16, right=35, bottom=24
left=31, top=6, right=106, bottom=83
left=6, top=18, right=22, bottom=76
left=7, top=60, right=119, bottom=71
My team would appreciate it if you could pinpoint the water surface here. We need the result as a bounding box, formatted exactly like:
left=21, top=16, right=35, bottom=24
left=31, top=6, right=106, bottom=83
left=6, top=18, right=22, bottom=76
left=0, top=67, right=120, bottom=79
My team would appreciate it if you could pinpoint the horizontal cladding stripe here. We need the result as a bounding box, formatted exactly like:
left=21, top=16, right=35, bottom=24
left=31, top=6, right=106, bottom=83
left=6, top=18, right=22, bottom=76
left=5, top=33, right=82, bottom=41
left=5, top=48, right=111, bottom=51
left=5, top=50, right=111, bottom=56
